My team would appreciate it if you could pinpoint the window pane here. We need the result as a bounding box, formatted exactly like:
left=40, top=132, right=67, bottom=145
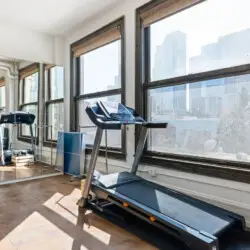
left=21, top=105, right=37, bottom=137
left=24, top=72, right=38, bottom=103
left=148, top=74, right=250, bottom=162
left=150, top=0, right=250, bottom=81
left=78, top=95, right=121, bottom=148
left=50, top=66, right=64, bottom=100
left=0, top=86, right=5, bottom=108
left=80, top=40, right=121, bottom=95
left=47, top=102, right=64, bottom=140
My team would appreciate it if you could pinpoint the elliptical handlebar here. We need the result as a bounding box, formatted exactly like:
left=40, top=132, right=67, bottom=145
left=85, top=101, right=168, bottom=130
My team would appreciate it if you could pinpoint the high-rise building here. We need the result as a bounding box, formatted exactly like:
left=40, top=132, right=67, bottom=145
left=189, top=28, right=250, bottom=117
left=153, top=31, right=187, bottom=80
left=151, top=31, right=187, bottom=117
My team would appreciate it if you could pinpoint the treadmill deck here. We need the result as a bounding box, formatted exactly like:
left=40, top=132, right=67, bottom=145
left=97, top=172, right=235, bottom=236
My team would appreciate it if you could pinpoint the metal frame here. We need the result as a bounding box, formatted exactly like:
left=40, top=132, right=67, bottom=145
left=70, top=17, right=126, bottom=158
left=131, top=126, right=149, bottom=174
left=78, top=121, right=238, bottom=250
left=78, top=125, right=109, bottom=174
left=135, top=0, right=250, bottom=182
left=79, top=123, right=160, bottom=205
left=78, top=127, right=103, bottom=207
left=44, top=66, right=64, bottom=147
left=77, top=100, right=246, bottom=249
left=0, top=123, right=35, bottom=166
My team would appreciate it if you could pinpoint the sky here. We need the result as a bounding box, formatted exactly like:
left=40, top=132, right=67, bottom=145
left=150, top=0, right=250, bottom=74
left=81, top=40, right=120, bottom=95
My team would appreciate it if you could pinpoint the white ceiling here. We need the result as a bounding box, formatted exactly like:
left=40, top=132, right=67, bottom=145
left=0, top=0, right=122, bottom=35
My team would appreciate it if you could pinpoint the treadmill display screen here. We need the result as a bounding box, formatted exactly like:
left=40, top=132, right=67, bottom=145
left=102, top=102, right=135, bottom=123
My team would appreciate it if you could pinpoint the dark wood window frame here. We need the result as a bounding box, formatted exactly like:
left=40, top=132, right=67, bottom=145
left=43, top=65, right=64, bottom=148
left=0, top=78, right=6, bottom=111
left=70, top=17, right=126, bottom=160
left=135, top=0, right=250, bottom=183
left=18, top=63, right=39, bottom=144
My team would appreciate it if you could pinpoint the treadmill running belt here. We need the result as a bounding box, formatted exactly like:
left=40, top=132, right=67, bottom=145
left=114, top=181, right=234, bottom=235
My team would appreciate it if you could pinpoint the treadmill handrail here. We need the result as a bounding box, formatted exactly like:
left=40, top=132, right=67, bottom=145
left=143, top=122, right=168, bottom=129
left=0, top=111, right=36, bottom=125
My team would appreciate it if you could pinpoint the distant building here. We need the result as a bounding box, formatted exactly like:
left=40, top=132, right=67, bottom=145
left=107, top=75, right=120, bottom=102
left=153, top=31, right=187, bottom=80
left=189, top=28, right=250, bottom=117
left=151, top=31, right=187, bottom=118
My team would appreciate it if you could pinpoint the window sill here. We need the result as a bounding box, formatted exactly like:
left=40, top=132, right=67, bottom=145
left=40, top=144, right=126, bottom=160
left=18, top=136, right=39, bottom=145
left=43, top=141, right=57, bottom=148
left=86, top=147, right=126, bottom=161
left=141, top=154, right=250, bottom=184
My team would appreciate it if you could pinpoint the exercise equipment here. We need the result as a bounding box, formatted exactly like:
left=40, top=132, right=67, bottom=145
left=77, top=101, right=245, bottom=250
left=0, top=111, right=35, bottom=165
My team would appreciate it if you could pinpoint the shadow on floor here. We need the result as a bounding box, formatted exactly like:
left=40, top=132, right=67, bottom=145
left=0, top=175, right=155, bottom=250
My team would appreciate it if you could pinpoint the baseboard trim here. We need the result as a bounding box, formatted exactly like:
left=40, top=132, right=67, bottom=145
left=0, top=172, right=63, bottom=186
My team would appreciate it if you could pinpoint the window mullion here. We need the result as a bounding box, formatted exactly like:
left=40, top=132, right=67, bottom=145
left=48, top=69, right=51, bottom=101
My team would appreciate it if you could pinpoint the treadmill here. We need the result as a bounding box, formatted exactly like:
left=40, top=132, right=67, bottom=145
left=77, top=101, right=245, bottom=250
left=0, top=111, right=36, bottom=165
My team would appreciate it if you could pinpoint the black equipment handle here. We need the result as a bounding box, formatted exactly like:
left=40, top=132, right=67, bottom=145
left=0, top=112, right=36, bottom=125
left=86, top=101, right=168, bottom=130
left=143, top=122, right=168, bottom=128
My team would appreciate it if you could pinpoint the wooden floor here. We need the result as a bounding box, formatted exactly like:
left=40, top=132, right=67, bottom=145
left=0, top=175, right=156, bottom=250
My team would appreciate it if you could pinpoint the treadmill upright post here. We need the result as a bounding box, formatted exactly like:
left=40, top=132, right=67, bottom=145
left=78, top=127, right=103, bottom=207
left=131, top=126, right=148, bottom=174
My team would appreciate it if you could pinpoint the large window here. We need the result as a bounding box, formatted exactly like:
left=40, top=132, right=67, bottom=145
left=71, top=18, right=125, bottom=157
left=45, top=65, right=64, bottom=142
left=0, top=77, right=5, bottom=113
left=18, top=64, right=39, bottom=140
left=136, top=0, right=250, bottom=174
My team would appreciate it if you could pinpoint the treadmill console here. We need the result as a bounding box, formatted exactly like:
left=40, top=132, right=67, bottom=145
left=86, top=101, right=168, bottom=130
left=0, top=112, right=35, bottom=125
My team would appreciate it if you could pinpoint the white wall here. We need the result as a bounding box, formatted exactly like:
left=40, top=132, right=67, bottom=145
left=0, top=23, right=65, bottom=65
left=64, top=0, right=250, bottom=229
left=53, top=36, right=66, bottom=66
left=0, top=23, right=53, bottom=63
left=19, top=61, right=33, bottom=69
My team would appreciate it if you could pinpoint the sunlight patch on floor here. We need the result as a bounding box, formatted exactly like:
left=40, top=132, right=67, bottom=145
left=0, top=212, right=68, bottom=249
left=0, top=167, right=15, bottom=172
left=43, top=189, right=111, bottom=245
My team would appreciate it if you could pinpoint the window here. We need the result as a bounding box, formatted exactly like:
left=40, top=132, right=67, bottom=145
left=45, top=65, right=64, bottom=142
left=71, top=18, right=125, bottom=158
left=18, top=64, right=39, bottom=140
left=0, top=77, right=5, bottom=113
left=136, top=0, right=250, bottom=177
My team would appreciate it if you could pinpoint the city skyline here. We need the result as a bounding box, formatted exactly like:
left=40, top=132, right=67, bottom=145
left=150, top=27, right=250, bottom=119
left=148, top=16, right=250, bottom=160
